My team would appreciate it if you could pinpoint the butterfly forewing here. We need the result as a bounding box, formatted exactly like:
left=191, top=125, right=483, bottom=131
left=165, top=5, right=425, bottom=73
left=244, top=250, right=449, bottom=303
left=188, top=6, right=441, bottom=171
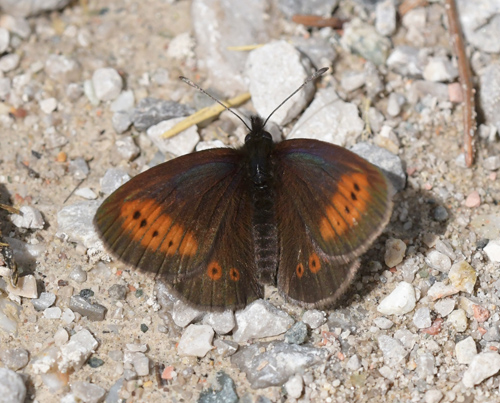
left=94, top=148, right=263, bottom=309
left=273, top=139, right=392, bottom=306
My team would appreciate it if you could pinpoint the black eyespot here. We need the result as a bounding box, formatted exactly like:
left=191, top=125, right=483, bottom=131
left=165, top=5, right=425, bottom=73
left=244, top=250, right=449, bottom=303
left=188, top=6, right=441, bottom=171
left=133, top=211, right=141, bottom=219
left=152, top=231, right=159, bottom=237
left=354, top=183, right=360, bottom=192
left=168, top=241, right=173, bottom=247
left=345, top=206, right=350, bottom=214
left=351, top=192, right=357, bottom=201
left=140, top=219, right=147, bottom=227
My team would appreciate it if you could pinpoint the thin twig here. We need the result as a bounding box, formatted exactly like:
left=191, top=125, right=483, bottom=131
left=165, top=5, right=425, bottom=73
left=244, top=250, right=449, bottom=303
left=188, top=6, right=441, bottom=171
left=292, top=15, right=345, bottom=29
left=398, top=0, right=429, bottom=16
left=63, top=179, right=85, bottom=204
left=445, top=0, right=475, bottom=167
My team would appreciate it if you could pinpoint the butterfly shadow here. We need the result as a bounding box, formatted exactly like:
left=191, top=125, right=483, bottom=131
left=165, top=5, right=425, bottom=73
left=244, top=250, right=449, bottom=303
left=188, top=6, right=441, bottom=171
left=324, top=186, right=451, bottom=317
left=0, top=183, right=40, bottom=280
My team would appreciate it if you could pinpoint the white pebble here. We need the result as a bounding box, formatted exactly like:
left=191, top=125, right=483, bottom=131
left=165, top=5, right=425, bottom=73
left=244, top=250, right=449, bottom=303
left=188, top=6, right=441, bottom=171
left=10, top=206, right=45, bottom=229
left=484, top=239, right=500, bottom=262
left=0, top=28, right=10, bottom=53
left=384, top=238, right=406, bottom=267
left=374, top=316, right=394, bottom=329
left=147, top=118, right=200, bottom=158
left=448, top=261, right=476, bottom=293
left=463, top=352, right=500, bottom=388
left=427, top=281, right=459, bottom=301
left=0, top=53, right=19, bottom=72
left=39, top=97, right=58, bottom=114
left=455, top=336, right=477, bottom=364
left=59, top=329, right=99, bottom=372
left=424, top=389, right=443, bottom=403
left=413, top=307, right=432, bottom=329
left=448, top=309, right=467, bottom=332
left=0, top=368, right=26, bottom=403
left=92, top=67, right=123, bottom=101
left=7, top=275, right=38, bottom=299
left=425, top=250, right=451, bottom=272
left=284, top=374, right=303, bottom=399
left=177, top=324, right=214, bottom=357
left=74, top=187, right=97, bottom=200
left=43, top=307, right=62, bottom=319
left=54, top=328, right=69, bottom=346
left=433, top=298, right=455, bottom=317
left=377, top=282, right=416, bottom=315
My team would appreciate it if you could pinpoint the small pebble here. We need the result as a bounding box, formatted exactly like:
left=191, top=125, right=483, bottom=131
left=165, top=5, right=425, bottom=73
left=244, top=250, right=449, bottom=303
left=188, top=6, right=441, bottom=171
left=112, top=111, right=132, bottom=133
left=432, top=206, right=449, bottom=222
left=0, top=348, right=29, bottom=371
left=110, top=90, right=135, bottom=112
left=39, top=97, right=57, bottom=114
left=132, top=353, right=149, bottom=376
left=87, top=357, right=104, bottom=368
left=108, top=284, right=127, bottom=300
left=69, top=266, right=87, bottom=283
left=0, top=368, right=26, bottom=403
left=377, top=282, right=416, bottom=315
left=465, top=191, right=481, bottom=208
left=32, top=292, right=56, bottom=311
left=413, top=307, right=432, bottom=329
left=424, top=389, right=443, bottom=403
left=70, top=381, right=106, bottom=403
left=455, top=336, right=477, bottom=364
left=448, top=261, right=476, bottom=293
left=43, top=307, right=62, bottom=319
left=92, top=67, right=123, bottom=101
left=423, top=57, right=458, bottom=82
left=427, top=282, right=459, bottom=301
left=61, top=308, right=75, bottom=324
left=463, top=352, right=500, bottom=388
left=302, top=310, right=326, bottom=329
left=484, top=239, right=500, bottom=262
left=115, top=136, right=140, bottom=161
left=80, top=289, right=94, bottom=299
left=448, top=309, right=467, bottom=332
left=177, top=324, right=214, bottom=357
left=172, top=299, right=204, bottom=328
left=214, top=339, right=239, bottom=357
left=74, top=187, right=97, bottom=200
left=100, top=168, right=130, bottom=195
left=346, top=354, right=362, bottom=371
left=54, top=328, right=69, bottom=346
left=140, top=324, right=148, bottom=333
left=232, top=299, right=294, bottom=342
left=433, top=298, right=455, bottom=317
left=198, top=371, right=238, bottom=403
left=0, top=28, right=9, bottom=53
left=7, top=274, right=38, bottom=298
left=59, top=329, right=99, bottom=372
left=385, top=238, right=406, bottom=267
left=69, top=295, right=107, bottom=321
left=11, top=206, right=45, bottom=229
left=202, top=310, right=236, bottom=334
left=45, top=54, right=81, bottom=83
left=284, top=374, right=303, bottom=399
left=377, top=335, right=408, bottom=367
left=284, top=321, right=308, bottom=344
left=483, top=155, right=500, bottom=171
left=68, top=158, right=89, bottom=180
left=0, top=53, right=20, bottom=72
left=375, top=0, right=396, bottom=36
left=425, top=250, right=451, bottom=272
left=374, top=317, right=394, bottom=329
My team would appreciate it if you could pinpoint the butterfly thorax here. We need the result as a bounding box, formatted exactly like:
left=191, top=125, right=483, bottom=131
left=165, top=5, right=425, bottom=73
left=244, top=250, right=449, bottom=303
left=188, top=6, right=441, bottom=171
left=243, top=116, right=275, bottom=189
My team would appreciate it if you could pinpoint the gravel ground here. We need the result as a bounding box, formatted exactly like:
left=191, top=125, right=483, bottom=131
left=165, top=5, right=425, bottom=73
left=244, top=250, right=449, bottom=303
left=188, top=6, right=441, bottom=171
left=1, top=0, right=500, bottom=402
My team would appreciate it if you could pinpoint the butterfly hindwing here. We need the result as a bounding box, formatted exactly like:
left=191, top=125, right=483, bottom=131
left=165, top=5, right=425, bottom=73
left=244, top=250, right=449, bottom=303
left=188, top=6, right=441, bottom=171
left=94, top=148, right=263, bottom=309
left=273, top=139, right=392, bottom=306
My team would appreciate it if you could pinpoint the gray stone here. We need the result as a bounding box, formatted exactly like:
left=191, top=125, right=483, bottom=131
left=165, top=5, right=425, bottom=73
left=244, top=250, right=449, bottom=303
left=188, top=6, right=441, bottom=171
left=483, top=322, right=500, bottom=342
left=177, top=324, right=214, bottom=357
left=115, top=136, right=140, bottom=161
left=0, top=15, right=30, bottom=38
left=350, top=142, right=406, bottom=191
left=112, top=111, right=132, bottom=134
left=342, top=18, right=391, bottom=65
left=484, top=155, right=500, bottom=171
left=416, top=352, right=435, bottom=378
left=92, top=68, right=123, bottom=101
left=246, top=40, right=313, bottom=126
left=463, top=352, right=500, bottom=388
left=66, top=82, right=83, bottom=102
left=233, top=299, right=294, bottom=342
left=0, top=368, right=26, bottom=403
left=231, top=341, right=328, bottom=388
left=11, top=206, right=44, bottom=229
left=68, top=157, right=90, bottom=180
left=45, top=54, right=81, bottom=83
left=0, top=348, right=29, bottom=370
left=56, top=201, right=101, bottom=250
left=302, top=310, right=326, bottom=329
left=0, top=28, right=9, bottom=53
left=377, top=335, right=408, bottom=367
left=110, top=90, right=135, bottom=112
left=69, top=295, right=107, bottom=321
left=69, top=266, right=87, bottom=283
left=0, top=0, right=71, bottom=17
left=480, top=63, right=500, bottom=133
left=433, top=206, right=449, bottom=222
left=192, top=0, right=270, bottom=95
left=202, top=310, right=235, bottom=335
left=455, top=336, right=477, bottom=364
left=213, top=339, right=239, bottom=357
left=386, top=46, right=423, bottom=76
left=100, top=168, right=130, bottom=195
left=198, top=371, right=238, bottom=403
left=108, top=284, right=127, bottom=300
left=71, top=381, right=106, bottom=403
left=375, top=0, right=396, bottom=36
left=284, top=321, right=308, bottom=344
left=132, top=97, right=194, bottom=131
left=147, top=118, right=200, bottom=157
left=288, top=87, right=363, bottom=146
left=284, top=374, right=303, bottom=399
left=457, top=0, right=500, bottom=53
left=278, top=0, right=339, bottom=19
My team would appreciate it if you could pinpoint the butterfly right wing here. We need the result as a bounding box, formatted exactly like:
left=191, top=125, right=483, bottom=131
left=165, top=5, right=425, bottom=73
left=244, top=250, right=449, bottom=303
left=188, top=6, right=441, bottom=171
left=94, top=148, right=263, bottom=309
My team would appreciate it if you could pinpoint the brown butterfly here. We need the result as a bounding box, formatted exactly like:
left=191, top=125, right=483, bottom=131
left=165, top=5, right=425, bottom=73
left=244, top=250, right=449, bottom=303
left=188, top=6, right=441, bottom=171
left=94, top=69, right=392, bottom=310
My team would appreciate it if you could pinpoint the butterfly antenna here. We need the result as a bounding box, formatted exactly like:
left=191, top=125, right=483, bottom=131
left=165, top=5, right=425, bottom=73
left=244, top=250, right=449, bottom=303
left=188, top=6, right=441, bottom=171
left=179, top=76, right=252, bottom=131
left=262, top=67, right=328, bottom=128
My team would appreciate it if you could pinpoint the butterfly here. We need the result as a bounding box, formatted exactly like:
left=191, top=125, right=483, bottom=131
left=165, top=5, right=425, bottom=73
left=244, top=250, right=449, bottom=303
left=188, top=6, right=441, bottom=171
left=94, top=69, right=393, bottom=310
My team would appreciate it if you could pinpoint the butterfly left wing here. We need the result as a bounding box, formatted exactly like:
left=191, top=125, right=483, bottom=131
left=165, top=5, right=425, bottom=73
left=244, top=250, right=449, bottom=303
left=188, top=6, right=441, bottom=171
left=272, top=139, right=393, bottom=307
left=94, top=148, right=263, bottom=309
